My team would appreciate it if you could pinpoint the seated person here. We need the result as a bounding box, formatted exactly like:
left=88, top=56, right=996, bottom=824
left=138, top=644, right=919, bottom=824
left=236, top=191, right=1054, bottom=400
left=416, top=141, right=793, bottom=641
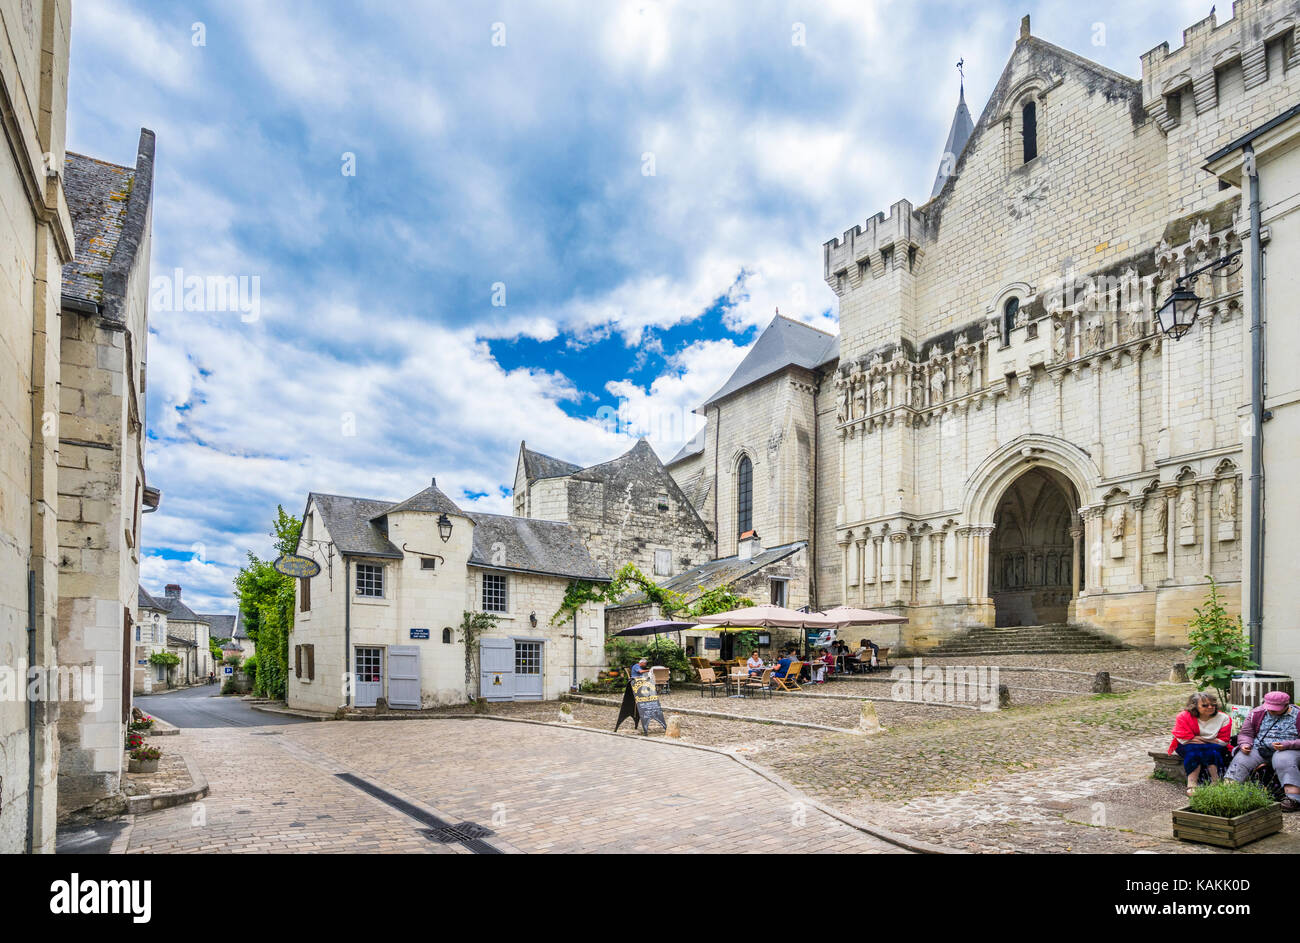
left=809, top=649, right=828, bottom=683
left=745, top=652, right=765, bottom=677
left=856, top=638, right=879, bottom=672
left=1225, top=691, right=1300, bottom=812
left=1167, top=691, right=1230, bottom=795
left=629, top=658, right=651, bottom=680
left=771, top=652, right=795, bottom=681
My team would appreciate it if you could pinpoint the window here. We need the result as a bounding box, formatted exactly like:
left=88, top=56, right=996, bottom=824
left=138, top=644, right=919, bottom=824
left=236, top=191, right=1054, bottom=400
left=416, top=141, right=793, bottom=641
left=482, top=573, right=508, bottom=612
left=154, top=621, right=164, bottom=645
left=305, top=644, right=315, bottom=681
left=769, top=579, right=788, bottom=608
left=1002, top=297, right=1020, bottom=344
left=295, top=644, right=302, bottom=679
left=515, top=640, right=542, bottom=675
left=420, top=557, right=437, bottom=570
left=135, top=626, right=141, bottom=642
left=1021, top=102, right=1037, bottom=163
left=442, top=627, right=453, bottom=644
left=356, top=563, right=384, bottom=597
left=654, top=549, right=672, bottom=577
left=300, top=576, right=311, bottom=612
left=737, top=455, right=753, bottom=536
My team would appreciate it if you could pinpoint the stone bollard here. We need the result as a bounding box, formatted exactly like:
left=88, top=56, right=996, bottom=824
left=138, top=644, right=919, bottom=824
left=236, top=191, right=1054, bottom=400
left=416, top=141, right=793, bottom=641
left=558, top=703, right=574, bottom=724
left=666, top=716, right=682, bottom=739
left=998, top=684, right=1012, bottom=709
left=1092, top=671, right=1112, bottom=694
left=374, top=697, right=388, bottom=714
left=858, top=701, right=884, bottom=734
left=1169, top=663, right=1190, bottom=683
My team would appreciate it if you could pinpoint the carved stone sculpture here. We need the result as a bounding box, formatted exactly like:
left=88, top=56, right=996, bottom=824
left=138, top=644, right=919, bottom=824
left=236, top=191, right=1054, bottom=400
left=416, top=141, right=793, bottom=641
left=870, top=375, right=887, bottom=412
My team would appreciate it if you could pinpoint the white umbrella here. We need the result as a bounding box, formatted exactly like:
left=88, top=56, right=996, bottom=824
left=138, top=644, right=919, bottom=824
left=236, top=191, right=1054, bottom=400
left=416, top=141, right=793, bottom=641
left=818, top=606, right=908, bottom=627
left=694, top=604, right=838, bottom=629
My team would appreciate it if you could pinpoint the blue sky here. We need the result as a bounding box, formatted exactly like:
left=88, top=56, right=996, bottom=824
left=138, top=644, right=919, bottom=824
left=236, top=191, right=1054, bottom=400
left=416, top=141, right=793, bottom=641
left=64, top=0, right=1210, bottom=612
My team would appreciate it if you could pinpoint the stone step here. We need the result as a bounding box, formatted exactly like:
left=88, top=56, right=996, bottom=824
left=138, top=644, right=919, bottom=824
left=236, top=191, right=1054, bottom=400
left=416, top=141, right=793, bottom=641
left=926, top=623, right=1126, bottom=657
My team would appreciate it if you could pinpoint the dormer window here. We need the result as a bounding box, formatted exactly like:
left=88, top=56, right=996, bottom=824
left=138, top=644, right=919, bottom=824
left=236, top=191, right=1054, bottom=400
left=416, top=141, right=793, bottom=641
left=1021, top=102, right=1038, bottom=163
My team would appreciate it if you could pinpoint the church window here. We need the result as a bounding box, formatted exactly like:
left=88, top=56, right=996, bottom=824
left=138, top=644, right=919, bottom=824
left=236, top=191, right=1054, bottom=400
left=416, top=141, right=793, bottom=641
left=1002, top=297, right=1020, bottom=344
left=737, top=456, right=753, bottom=537
left=1021, top=102, right=1037, bottom=163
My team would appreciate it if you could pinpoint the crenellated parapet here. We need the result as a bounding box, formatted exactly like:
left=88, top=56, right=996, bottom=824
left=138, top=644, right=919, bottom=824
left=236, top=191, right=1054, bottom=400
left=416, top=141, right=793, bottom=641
left=1140, top=0, right=1300, bottom=134
left=823, top=198, right=927, bottom=294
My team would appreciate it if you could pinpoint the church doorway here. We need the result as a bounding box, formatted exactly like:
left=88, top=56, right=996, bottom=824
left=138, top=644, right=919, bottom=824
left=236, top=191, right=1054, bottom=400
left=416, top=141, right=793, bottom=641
left=989, top=468, right=1077, bottom=627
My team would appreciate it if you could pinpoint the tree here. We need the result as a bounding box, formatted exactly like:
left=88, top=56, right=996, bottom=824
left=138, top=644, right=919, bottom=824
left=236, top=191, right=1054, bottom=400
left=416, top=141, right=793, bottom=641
left=233, top=506, right=302, bottom=700
left=1186, top=576, right=1255, bottom=703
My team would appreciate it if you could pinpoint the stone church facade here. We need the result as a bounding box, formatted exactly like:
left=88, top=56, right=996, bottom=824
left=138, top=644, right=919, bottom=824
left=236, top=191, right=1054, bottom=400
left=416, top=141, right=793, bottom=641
left=661, top=4, right=1300, bottom=651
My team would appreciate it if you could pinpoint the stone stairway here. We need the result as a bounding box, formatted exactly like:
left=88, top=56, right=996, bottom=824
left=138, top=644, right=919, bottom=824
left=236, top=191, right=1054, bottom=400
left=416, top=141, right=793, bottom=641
left=926, top=623, right=1127, bottom=656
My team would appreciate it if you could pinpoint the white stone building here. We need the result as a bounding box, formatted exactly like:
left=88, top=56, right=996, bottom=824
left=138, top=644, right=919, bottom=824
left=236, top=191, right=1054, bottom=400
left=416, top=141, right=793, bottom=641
left=663, top=4, right=1300, bottom=659
left=287, top=480, right=608, bottom=713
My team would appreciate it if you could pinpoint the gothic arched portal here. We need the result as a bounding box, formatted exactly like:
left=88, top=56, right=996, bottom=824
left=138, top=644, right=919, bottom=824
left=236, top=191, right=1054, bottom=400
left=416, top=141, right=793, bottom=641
left=990, top=468, right=1077, bottom=626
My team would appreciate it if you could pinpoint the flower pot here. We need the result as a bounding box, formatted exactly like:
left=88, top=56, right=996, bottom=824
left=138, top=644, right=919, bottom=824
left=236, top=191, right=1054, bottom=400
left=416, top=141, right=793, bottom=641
left=1171, top=802, right=1282, bottom=848
left=128, top=758, right=160, bottom=774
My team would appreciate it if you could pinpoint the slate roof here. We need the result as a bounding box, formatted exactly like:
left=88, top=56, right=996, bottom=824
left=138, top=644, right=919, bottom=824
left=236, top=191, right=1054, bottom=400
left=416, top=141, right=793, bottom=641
left=467, top=513, right=609, bottom=581
left=372, top=481, right=462, bottom=519
left=138, top=585, right=207, bottom=624
left=232, top=610, right=249, bottom=640
left=306, top=493, right=404, bottom=559
left=302, top=489, right=608, bottom=581
left=199, top=613, right=237, bottom=639
left=166, top=634, right=197, bottom=648
left=610, top=542, right=806, bottom=608
left=667, top=426, right=706, bottom=466
left=61, top=130, right=155, bottom=320
left=930, top=85, right=974, bottom=199
left=520, top=445, right=583, bottom=481
left=700, top=316, right=838, bottom=410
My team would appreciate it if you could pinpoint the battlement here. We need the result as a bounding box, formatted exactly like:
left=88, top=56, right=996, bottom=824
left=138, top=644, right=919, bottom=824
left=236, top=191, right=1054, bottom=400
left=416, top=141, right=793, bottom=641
left=1140, top=0, right=1300, bottom=133
left=823, top=198, right=926, bottom=289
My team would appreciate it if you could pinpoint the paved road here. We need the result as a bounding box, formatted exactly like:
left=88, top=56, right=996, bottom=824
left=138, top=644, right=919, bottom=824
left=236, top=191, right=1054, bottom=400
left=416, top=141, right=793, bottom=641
left=136, top=684, right=310, bottom=729
left=120, top=718, right=909, bottom=854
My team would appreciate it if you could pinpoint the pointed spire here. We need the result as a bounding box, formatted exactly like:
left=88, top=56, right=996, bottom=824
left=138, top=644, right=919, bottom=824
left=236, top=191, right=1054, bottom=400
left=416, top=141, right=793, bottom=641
left=930, top=63, right=975, bottom=199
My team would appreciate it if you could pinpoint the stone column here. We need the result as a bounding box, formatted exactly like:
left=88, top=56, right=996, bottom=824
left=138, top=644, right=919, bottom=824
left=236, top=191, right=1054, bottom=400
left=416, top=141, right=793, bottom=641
left=891, top=532, right=907, bottom=603
left=1200, top=479, right=1213, bottom=579
left=874, top=535, right=885, bottom=604
left=1130, top=497, right=1146, bottom=589
left=855, top=535, right=867, bottom=604
left=838, top=532, right=851, bottom=604
left=1070, top=524, right=1083, bottom=597
left=1164, top=487, right=1177, bottom=581
left=1080, top=507, right=1104, bottom=593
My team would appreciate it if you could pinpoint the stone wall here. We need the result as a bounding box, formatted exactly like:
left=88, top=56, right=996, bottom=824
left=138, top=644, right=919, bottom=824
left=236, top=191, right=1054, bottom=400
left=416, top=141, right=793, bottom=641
left=0, top=0, right=73, bottom=854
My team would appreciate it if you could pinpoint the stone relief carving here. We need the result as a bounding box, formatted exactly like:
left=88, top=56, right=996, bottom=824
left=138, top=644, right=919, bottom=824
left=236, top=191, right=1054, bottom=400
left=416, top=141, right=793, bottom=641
left=1178, top=487, right=1197, bottom=545
left=1109, top=505, right=1126, bottom=558
left=1217, top=478, right=1236, bottom=542
left=955, top=355, right=973, bottom=396
left=1052, top=318, right=1068, bottom=362
left=870, top=375, right=887, bottom=412
left=835, top=376, right=850, bottom=424
left=929, top=368, right=946, bottom=403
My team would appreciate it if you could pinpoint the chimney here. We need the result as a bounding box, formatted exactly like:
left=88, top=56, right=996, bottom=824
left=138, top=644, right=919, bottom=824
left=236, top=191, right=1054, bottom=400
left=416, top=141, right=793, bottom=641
left=165, top=584, right=181, bottom=599
left=737, top=531, right=761, bottom=561
left=1019, top=14, right=1030, bottom=41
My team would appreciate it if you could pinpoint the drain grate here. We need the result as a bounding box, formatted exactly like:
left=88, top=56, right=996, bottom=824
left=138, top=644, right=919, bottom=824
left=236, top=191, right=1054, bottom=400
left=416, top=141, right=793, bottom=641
left=335, top=773, right=501, bottom=854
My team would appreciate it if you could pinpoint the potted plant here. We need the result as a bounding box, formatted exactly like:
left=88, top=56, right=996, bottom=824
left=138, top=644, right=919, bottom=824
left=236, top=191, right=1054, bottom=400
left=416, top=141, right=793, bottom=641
left=128, top=745, right=162, bottom=774
left=128, top=713, right=154, bottom=733
left=1172, top=779, right=1281, bottom=848
left=125, top=732, right=145, bottom=752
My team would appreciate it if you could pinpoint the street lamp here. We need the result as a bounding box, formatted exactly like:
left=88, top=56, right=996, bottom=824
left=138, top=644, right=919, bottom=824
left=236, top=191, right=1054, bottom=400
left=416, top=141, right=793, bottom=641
left=1155, top=248, right=1241, bottom=339
left=437, top=513, right=453, bottom=543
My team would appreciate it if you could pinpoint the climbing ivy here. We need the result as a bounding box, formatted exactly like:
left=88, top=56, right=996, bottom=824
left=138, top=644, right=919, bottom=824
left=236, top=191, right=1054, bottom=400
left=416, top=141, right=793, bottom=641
left=552, top=562, right=753, bottom=624
left=459, top=610, right=499, bottom=703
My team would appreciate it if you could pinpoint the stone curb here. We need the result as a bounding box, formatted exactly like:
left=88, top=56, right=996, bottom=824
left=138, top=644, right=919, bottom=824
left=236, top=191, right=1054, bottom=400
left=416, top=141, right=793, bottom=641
left=249, top=703, right=331, bottom=721
left=560, top=693, right=862, bottom=733
left=125, top=751, right=209, bottom=815
left=146, top=718, right=180, bottom=736
left=666, top=685, right=982, bottom=711
left=408, top=712, right=955, bottom=855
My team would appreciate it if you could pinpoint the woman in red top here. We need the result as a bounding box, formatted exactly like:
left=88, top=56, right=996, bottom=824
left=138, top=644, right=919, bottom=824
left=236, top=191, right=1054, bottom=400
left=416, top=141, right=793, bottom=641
left=1167, top=691, right=1231, bottom=796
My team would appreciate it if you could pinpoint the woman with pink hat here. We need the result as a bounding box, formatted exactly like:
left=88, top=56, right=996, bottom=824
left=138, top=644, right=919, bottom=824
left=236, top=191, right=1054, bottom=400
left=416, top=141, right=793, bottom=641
left=1224, top=690, right=1300, bottom=812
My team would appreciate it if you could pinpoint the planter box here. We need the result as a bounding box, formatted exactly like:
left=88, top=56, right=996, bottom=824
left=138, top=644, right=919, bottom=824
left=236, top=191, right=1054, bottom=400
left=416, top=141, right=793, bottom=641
left=128, top=758, right=160, bottom=774
left=1172, top=803, right=1282, bottom=848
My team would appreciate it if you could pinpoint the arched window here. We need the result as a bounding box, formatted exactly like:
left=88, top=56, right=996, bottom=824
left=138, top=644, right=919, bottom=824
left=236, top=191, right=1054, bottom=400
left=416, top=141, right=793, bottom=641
left=1002, top=297, right=1020, bottom=343
left=1022, top=101, right=1038, bottom=163
left=441, top=627, right=453, bottom=644
left=736, top=456, right=753, bottom=536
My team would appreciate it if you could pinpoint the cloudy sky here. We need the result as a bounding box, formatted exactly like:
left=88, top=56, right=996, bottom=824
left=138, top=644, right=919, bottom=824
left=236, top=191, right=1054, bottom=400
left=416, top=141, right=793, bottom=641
left=65, top=0, right=1209, bottom=613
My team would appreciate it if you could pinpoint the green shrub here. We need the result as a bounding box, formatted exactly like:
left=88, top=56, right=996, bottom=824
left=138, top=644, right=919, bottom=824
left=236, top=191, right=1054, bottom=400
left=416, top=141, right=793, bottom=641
left=221, top=679, right=238, bottom=695
left=1187, top=576, right=1255, bottom=703
left=1187, top=779, right=1274, bottom=817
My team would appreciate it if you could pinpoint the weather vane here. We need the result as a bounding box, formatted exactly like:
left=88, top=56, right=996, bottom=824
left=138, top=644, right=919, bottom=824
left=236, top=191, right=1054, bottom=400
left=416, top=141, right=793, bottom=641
left=956, top=57, right=965, bottom=94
